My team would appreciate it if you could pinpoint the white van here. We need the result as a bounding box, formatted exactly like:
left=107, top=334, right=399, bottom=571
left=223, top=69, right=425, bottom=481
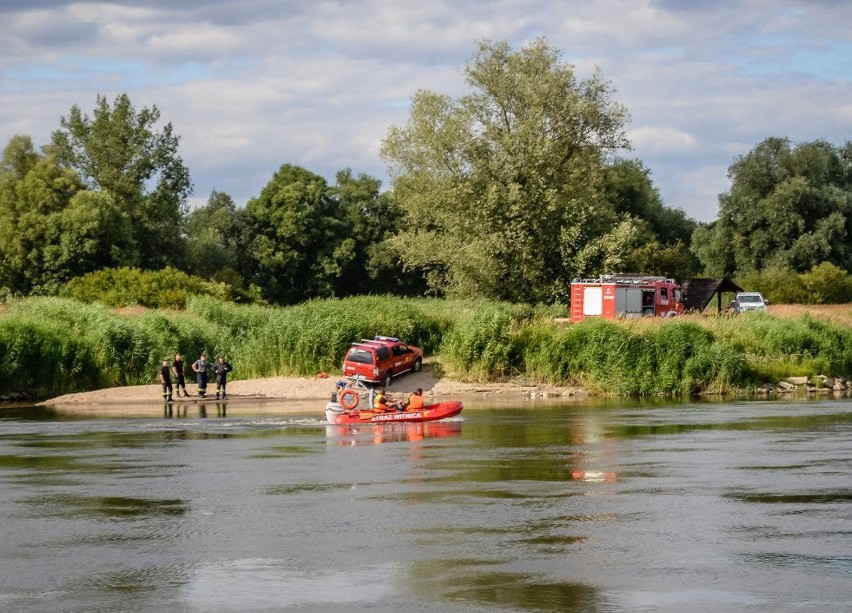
left=732, top=292, right=768, bottom=313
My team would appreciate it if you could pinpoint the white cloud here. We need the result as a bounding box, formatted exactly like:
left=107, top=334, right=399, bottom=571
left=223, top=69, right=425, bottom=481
left=1, top=0, right=851, bottom=222
left=629, top=126, right=698, bottom=153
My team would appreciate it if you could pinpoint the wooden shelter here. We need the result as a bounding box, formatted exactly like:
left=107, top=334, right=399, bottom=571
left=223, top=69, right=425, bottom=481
left=681, top=277, right=744, bottom=313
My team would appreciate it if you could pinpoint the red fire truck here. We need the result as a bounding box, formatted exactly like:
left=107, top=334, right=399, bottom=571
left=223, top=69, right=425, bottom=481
left=569, top=275, right=685, bottom=323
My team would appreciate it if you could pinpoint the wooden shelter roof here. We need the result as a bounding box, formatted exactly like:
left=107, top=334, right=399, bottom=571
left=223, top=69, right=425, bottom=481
left=682, top=277, right=744, bottom=312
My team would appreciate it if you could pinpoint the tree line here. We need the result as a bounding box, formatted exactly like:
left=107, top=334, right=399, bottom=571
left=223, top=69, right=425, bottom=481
left=2, top=39, right=850, bottom=307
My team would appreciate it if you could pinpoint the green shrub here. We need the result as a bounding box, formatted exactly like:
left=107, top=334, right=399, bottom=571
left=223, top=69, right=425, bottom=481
left=441, top=302, right=524, bottom=380
left=704, top=311, right=852, bottom=378
left=737, top=267, right=807, bottom=304
left=0, top=316, right=102, bottom=397
left=737, top=262, right=852, bottom=305
left=799, top=262, right=852, bottom=304
left=61, top=266, right=234, bottom=309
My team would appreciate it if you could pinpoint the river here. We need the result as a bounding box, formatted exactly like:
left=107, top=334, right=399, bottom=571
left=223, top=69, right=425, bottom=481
left=1, top=397, right=850, bottom=612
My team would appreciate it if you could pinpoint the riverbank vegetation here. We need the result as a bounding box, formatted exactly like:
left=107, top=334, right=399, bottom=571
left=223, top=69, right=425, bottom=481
left=2, top=40, right=851, bottom=402
left=1, top=296, right=849, bottom=400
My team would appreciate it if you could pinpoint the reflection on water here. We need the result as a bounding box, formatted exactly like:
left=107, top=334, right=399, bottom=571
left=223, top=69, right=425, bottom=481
left=22, top=494, right=187, bottom=519
left=164, top=402, right=229, bottom=419
left=326, top=420, right=463, bottom=445
left=0, top=398, right=850, bottom=612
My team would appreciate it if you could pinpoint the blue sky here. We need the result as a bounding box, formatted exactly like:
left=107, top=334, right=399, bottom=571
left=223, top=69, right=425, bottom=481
left=1, top=0, right=850, bottom=222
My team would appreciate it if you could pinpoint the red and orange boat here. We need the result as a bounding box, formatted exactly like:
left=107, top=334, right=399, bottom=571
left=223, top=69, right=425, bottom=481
left=325, top=376, right=463, bottom=425
left=325, top=400, right=463, bottom=425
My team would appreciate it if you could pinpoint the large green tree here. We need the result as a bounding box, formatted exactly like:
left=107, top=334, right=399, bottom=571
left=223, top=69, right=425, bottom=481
left=328, top=169, right=421, bottom=296
left=694, top=137, right=852, bottom=276
left=51, top=93, right=192, bottom=269
left=381, top=38, right=631, bottom=302
left=242, top=164, right=354, bottom=303
left=0, top=136, right=136, bottom=295
left=185, top=190, right=241, bottom=281
left=601, top=158, right=699, bottom=280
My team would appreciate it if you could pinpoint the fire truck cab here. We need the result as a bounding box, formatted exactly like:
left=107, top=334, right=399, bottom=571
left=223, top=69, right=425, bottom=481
left=569, top=275, right=684, bottom=323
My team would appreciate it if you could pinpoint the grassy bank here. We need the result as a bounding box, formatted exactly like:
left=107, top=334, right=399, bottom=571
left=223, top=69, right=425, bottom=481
left=0, top=297, right=850, bottom=400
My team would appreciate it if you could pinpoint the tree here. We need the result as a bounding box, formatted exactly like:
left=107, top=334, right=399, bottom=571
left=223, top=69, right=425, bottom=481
left=185, top=190, right=241, bottom=280
left=51, top=94, right=193, bottom=269
left=602, top=159, right=696, bottom=246
left=242, top=164, right=354, bottom=304
left=0, top=137, right=136, bottom=295
left=328, top=169, right=420, bottom=296
left=696, top=137, right=852, bottom=276
left=0, top=139, right=83, bottom=294
left=381, top=38, right=631, bottom=302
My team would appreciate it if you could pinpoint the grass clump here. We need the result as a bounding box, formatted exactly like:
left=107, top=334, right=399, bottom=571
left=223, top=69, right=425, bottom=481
left=515, top=318, right=746, bottom=396
left=0, top=316, right=102, bottom=398
left=440, top=302, right=530, bottom=380
left=702, top=312, right=852, bottom=380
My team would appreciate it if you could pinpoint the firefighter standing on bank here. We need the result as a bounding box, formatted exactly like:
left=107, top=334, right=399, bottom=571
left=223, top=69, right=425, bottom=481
left=213, top=356, right=233, bottom=400
left=159, top=359, right=173, bottom=402
left=192, top=353, right=209, bottom=397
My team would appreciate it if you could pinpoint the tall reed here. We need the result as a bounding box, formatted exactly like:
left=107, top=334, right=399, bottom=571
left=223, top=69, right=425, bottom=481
left=2, top=296, right=849, bottom=399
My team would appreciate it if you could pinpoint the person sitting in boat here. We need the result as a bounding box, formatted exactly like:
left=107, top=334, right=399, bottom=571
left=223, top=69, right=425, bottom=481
left=396, top=387, right=423, bottom=411
left=407, top=388, right=424, bottom=410
left=373, top=388, right=389, bottom=412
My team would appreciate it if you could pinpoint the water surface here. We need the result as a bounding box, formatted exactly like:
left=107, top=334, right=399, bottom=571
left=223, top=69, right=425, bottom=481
left=1, top=398, right=850, bottom=612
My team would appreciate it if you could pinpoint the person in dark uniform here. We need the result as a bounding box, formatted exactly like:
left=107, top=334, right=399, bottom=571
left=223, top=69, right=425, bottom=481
left=213, top=355, right=233, bottom=400
left=172, top=353, right=188, bottom=397
left=192, top=353, right=209, bottom=397
left=159, top=359, right=173, bottom=402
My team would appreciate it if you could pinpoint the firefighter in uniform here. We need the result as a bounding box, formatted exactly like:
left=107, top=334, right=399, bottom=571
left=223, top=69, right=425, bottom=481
left=192, top=353, right=209, bottom=397
left=213, top=356, right=233, bottom=400
left=159, top=359, right=173, bottom=402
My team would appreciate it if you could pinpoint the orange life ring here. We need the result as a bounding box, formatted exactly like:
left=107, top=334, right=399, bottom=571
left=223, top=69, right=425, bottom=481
left=340, top=389, right=360, bottom=410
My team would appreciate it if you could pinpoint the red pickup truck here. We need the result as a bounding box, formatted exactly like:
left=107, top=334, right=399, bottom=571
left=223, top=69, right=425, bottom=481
left=342, top=336, right=423, bottom=387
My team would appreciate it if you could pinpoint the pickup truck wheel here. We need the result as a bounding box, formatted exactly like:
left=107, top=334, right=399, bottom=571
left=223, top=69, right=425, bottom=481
left=413, top=358, right=422, bottom=372
left=382, top=370, right=393, bottom=388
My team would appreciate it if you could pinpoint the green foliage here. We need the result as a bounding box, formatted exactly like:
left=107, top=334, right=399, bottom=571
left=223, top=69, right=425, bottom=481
left=510, top=319, right=746, bottom=396
left=441, top=302, right=527, bottom=379
left=737, top=267, right=807, bottom=304
left=697, top=137, right=852, bottom=277
left=603, top=158, right=698, bottom=247
left=1, top=141, right=75, bottom=294
left=1, top=297, right=226, bottom=395
left=61, top=267, right=234, bottom=309
left=704, top=311, right=852, bottom=379
left=51, top=93, right=193, bottom=269
left=185, top=190, right=241, bottom=281
left=737, top=261, right=852, bottom=304
left=328, top=169, right=423, bottom=296
left=381, top=38, right=635, bottom=302
left=0, top=316, right=103, bottom=398
left=1, top=295, right=850, bottom=400
left=186, top=294, right=454, bottom=377
left=241, top=165, right=352, bottom=304
left=799, top=261, right=852, bottom=303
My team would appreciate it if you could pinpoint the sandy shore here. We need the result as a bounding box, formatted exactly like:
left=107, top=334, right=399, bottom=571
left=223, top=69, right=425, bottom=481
left=39, top=365, right=587, bottom=413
